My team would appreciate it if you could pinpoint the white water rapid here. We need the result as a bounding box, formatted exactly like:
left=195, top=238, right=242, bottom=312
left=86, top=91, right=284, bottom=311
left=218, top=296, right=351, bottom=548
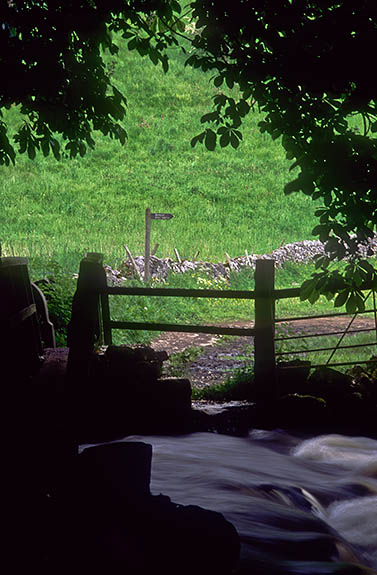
left=80, top=430, right=377, bottom=574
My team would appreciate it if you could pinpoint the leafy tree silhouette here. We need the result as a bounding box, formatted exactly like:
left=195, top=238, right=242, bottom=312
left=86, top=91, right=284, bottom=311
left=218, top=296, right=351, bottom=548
left=0, top=0, right=183, bottom=162
left=187, top=1, right=377, bottom=311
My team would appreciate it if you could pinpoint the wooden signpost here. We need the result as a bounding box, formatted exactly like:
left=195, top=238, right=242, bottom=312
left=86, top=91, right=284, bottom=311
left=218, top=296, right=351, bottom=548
left=144, top=207, right=173, bottom=282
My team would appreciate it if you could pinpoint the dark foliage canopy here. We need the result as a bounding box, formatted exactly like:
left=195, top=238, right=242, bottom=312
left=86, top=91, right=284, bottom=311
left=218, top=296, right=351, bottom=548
left=0, top=0, right=182, bottom=162
left=187, top=0, right=377, bottom=310
left=2, top=1, right=377, bottom=309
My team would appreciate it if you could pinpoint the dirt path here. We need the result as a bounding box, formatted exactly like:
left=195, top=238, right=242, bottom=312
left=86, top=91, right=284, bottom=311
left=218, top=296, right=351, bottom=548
left=151, top=317, right=377, bottom=388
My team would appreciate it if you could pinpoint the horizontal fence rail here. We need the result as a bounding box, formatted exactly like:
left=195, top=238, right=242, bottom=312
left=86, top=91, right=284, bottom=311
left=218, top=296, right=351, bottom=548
left=280, top=359, right=377, bottom=370
left=276, top=340, right=377, bottom=356
left=101, top=285, right=299, bottom=300
left=107, top=320, right=255, bottom=337
left=275, top=308, right=377, bottom=323
left=100, top=286, right=257, bottom=299
left=274, top=327, right=374, bottom=341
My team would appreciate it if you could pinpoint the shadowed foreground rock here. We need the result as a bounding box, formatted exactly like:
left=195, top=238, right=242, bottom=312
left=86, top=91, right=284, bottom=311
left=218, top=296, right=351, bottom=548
left=70, top=442, right=240, bottom=575
left=72, top=345, right=193, bottom=441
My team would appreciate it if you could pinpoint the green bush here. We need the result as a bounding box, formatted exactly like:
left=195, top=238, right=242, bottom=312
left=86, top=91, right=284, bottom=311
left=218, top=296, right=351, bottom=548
left=30, top=259, right=76, bottom=347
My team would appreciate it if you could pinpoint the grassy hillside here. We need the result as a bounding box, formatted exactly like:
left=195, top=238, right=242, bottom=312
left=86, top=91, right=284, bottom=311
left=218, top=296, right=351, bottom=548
left=0, top=39, right=319, bottom=271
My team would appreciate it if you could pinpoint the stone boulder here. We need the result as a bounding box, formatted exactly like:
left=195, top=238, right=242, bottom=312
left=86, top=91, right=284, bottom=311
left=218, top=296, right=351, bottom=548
left=272, top=393, right=327, bottom=427
left=276, top=360, right=311, bottom=396
left=306, top=367, right=354, bottom=404
left=104, top=344, right=168, bottom=383
left=74, top=442, right=240, bottom=575
left=69, top=346, right=193, bottom=441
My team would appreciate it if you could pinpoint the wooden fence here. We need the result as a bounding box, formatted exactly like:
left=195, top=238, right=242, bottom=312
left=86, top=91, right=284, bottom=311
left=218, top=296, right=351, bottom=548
left=67, top=253, right=377, bottom=398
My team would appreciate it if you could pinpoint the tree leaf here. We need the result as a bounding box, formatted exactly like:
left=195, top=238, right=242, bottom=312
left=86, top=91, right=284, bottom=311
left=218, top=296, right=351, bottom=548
left=346, top=293, right=358, bottom=314
left=308, top=289, right=320, bottom=304
left=300, top=279, right=316, bottom=301
left=334, top=290, right=349, bottom=308
left=201, top=112, right=217, bottom=124
left=230, top=131, right=240, bottom=148
left=191, top=132, right=206, bottom=147
left=128, top=37, right=137, bottom=51
left=27, top=142, right=36, bottom=160
left=41, top=138, right=49, bottom=157
left=225, top=76, right=234, bottom=89
left=284, top=178, right=300, bottom=195
left=237, top=99, right=250, bottom=116
left=205, top=129, right=217, bottom=150
left=219, top=131, right=230, bottom=147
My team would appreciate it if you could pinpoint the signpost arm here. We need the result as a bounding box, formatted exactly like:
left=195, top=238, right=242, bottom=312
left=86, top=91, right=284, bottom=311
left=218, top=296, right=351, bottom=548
left=144, top=207, right=151, bottom=283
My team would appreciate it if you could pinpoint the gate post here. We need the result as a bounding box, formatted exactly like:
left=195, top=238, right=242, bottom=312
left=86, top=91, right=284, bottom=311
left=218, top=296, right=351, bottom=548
left=67, top=253, right=107, bottom=380
left=254, top=259, right=276, bottom=401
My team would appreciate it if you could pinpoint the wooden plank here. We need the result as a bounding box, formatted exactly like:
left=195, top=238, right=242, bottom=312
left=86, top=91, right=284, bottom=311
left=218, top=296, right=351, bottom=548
left=101, top=286, right=256, bottom=299
left=274, top=327, right=374, bottom=341
left=225, top=252, right=233, bottom=268
left=98, top=284, right=377, bottom=301
left=101, top=293, right=112, bottom=346
left=276, top=340, right=377, bottom=356
left=9, top=304, right=36, bottom=328
left=254, top=259, right=276, bottom=399
left=31, top=282, right=55, bottom=348
left=273, top=287, right=301, bottom=299
left=124, top=244, right=142, bottom=281
left=174, top=248, right=182, bottom=264
left=108, top=320, right=255, bottom=337
left=275, top=308, right=377, bottom=323
left=0, top=256, right=29, bottom=268
left=280, top=359, right=377, bottom=370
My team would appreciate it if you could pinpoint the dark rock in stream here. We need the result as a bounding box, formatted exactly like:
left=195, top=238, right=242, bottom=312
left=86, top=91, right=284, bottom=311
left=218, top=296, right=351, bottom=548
left=306, top=367, right=354, bottom=403
left=192, top=401, right=257, bottom=436
left=276, top=360, right=312, bottom=396
left=72, top=442, right=240, bottom=575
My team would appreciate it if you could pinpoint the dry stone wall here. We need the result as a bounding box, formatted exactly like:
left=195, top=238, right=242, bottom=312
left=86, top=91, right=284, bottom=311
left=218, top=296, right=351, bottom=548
left=104, top=235, right=377, bottom=284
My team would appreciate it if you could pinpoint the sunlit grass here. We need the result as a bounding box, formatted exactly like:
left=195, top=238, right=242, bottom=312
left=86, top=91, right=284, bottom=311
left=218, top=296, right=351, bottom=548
left=0, top=37, right=318, bottom=262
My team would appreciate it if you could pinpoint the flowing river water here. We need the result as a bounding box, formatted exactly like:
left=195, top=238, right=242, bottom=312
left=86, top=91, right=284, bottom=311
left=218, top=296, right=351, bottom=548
left=80, top=430, right=377, bottom=574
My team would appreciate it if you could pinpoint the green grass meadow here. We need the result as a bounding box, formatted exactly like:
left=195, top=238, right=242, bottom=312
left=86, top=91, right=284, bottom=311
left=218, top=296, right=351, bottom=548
left=0, top=38, right=318, bottom=268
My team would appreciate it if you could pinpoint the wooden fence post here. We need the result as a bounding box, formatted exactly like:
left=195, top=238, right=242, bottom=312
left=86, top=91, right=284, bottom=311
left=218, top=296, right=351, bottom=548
left=67, top=253, right=107, bottom=380
left=254, top=259, right=277, bottom=401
